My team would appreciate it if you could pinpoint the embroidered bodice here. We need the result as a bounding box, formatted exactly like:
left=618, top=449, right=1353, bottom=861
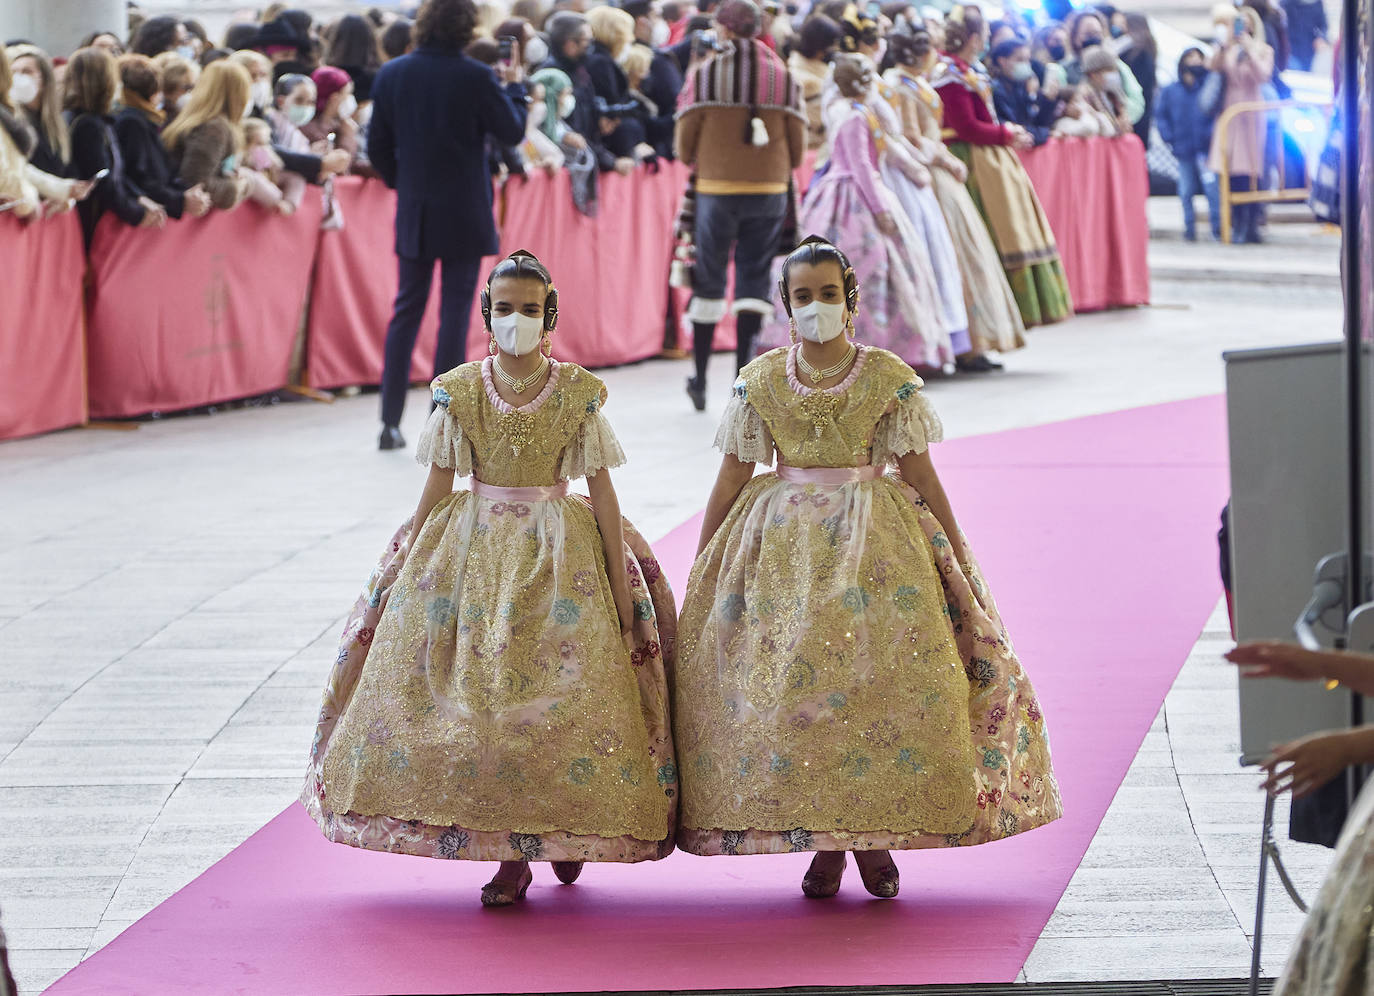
left=716, top=345, right=942, bottom=469
left=416, top=359, right=624, bottom=486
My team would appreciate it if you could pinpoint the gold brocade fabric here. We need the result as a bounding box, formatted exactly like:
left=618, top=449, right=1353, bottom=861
left=316, top=363, right=674, bottom=844
left=674, top=347, right=1061, bottom=852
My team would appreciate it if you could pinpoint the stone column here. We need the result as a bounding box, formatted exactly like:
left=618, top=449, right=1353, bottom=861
left=1, top=0, right=128, bottom=58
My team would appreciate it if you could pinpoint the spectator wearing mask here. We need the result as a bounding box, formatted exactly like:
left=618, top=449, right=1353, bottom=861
left=0, top=47, right=83, bottom=218
left=229, top=50, right=275, bottom=116
left=1156, top=45, right=1220, bottom=241
left=988, top=39, right=1055, bottom=145
left=254, top=17, right=312, bottom=83
left=266, top=72, right=348, bottom=192
left=1078, top=43, right=1132, bottom=135
left=1208, top=3, right=1273, bottom=243
left=5, top=45, right=69, bottom=177
left=131, top=16, right=198, bottom=60
left=1281, top=0, right=1328, bottom=71
left=67, top=47, right=166, bottom=242
left=1244, top=0, right=1290, bottom=93
left=518, top=76, right=566, bottom=170
left=113, top=54, right=212, bottom=220
left=1031, top=22, right=1070, bottom=90
left=301, top=66, right=361, bottom=166
left=1061, top=9, right=1143, bottom=123
left=620, top=0, right=685, bottom=159
left=325, top=14, right=384, bottom=103
left=585, top=5, right=652, bottom=163
left=675, top=0, right=804, bottom=409
left=368, top=0, right=528, bottom=450
left=162, top=59, right=252, bottom=212
left=543, top=11, right=630, bottom=172
left=1114, top=12, right=1156, bottom=146
left=789, top=14, right=842, bottom=151
left=154, top=53, right=199, bottom=122
left=381, top=18, right=415, bottom=60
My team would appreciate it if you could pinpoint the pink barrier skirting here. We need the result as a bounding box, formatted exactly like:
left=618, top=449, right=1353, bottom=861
left=0, top=212, right=86, bottom=440
left=1019, top=135, right=1151, bottom=313
left=86, top=198, right=323, bottom=419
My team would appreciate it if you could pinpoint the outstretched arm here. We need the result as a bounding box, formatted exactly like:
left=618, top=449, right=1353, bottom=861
left=407, top=465, right=456, bottom=550
left=1227, top=642, right=1374, bottom=697
left=696, top=455, right=756, bottom=557
left=896, top=448, right=968, bottom=566
left=587, top=469, right=634, bottom=634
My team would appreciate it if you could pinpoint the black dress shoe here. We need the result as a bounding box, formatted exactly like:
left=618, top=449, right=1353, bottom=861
left=686, top=376, right=706, bottom=412
left=378, top=425, right=407, bottom=451
left=955, top=354, right=1004, bottom=374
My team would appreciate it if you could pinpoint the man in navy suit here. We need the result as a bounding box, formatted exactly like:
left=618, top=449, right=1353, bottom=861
left=369, top=0, right=528, bottom=450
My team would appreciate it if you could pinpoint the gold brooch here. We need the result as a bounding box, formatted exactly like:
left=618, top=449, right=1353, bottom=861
left=498, top=411, right=536, bottom=455
left=799, top=391, right=842, bottom=438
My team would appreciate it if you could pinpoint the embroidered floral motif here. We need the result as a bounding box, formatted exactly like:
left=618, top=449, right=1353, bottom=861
left=436, top=828, right=470, bottom=858
left=433, top=386, right=452, bottom=408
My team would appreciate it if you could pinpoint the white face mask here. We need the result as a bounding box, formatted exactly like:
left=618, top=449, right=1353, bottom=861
left=336, top=93, right=358, bottom=118
left=1101, top=70, right=1122, bottom=90
left=558, top=93, right=576, bottom=118
left=528, top=101, right=548, bottom=129
left=9, top=74, right=38, bottom=107
left=651, top=18, right=671, bottom=47
left=251, top=79, right=272, bottom=108
left=491, top=312, right=545, bottom=356
left=176, top=92, right=192, bottom=111
left=792, top=300, right=846, bottom=343
left=524, top=36, right=549, bottom=65
left=176, top=44, right=198, bottom=61
left=286, top=102, right=315, bottom=126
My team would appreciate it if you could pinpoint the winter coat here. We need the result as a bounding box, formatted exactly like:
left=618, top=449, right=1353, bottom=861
left=113, top=106, right=188, bottom=218
left=1207, top=39, right=1275, bottom=176
left=169, top=118, right=247, bottom=210
left=1155, top=70, right=1214, bottom=161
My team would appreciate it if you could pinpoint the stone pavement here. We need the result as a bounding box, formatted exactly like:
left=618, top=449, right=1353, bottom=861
left=0, top=240, right=1345, bottom=992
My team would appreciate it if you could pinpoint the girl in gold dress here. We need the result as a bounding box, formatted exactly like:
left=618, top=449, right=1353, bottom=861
left=674, top=237, right=1062, bottom=897
left=302, top=251, right=678, bottom=906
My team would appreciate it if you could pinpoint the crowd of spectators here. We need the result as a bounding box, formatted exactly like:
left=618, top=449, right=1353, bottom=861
left=0, top=0, right=1324, bottom=242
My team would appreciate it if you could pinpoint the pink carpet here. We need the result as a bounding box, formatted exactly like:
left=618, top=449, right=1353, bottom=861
left=46, top=396, right=1230, bottom=996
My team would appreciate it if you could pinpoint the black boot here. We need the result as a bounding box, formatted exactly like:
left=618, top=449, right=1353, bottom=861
left=735, top=312, right=763, bottom=373
left=379, top=425, right=406, bottom=450
left=687, top=321, right=715, bottom=412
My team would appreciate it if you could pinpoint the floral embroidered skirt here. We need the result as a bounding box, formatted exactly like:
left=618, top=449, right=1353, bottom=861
left=301, top=491, right=679, bottom=863
left=673, top=472, right=1062, bottom=856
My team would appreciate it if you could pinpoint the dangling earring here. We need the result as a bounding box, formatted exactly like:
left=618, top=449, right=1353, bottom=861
left=846, top=315, right=856, bottom=339
left=541, top=330, right=553, bottom=358
left=489, top=335, right=498, bottom=355
left=789, top=318, right=799, bottom=344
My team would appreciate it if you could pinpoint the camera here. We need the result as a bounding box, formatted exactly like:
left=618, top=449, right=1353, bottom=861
left=498, top=35, right=515, bottom=63
left=692, top=29, right=722, bottom=57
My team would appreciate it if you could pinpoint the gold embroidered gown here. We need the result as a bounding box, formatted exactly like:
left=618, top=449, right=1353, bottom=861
left=302, top=359, right=678, bottom=862
left=674, top=345, right=1062, bottom=855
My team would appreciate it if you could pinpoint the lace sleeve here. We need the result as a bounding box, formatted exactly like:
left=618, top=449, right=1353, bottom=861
left=714, top=387, right=774, bottom=464
left=560, top=410, right=628, bottom=480
left=414, top=385, right=474, bottom=473
left=871, top=381, right=944, bottom=465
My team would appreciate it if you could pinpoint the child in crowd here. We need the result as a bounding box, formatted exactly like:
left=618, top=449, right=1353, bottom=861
left=240, top=118, right=298, bottom=215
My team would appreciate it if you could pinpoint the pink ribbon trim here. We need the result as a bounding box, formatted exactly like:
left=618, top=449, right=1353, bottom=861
left=776, top=464, right=883, bottom=485
left=470, top=478, right=570, bottom=502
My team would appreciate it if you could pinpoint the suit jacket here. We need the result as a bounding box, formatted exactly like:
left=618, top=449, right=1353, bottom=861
left=369, top=46, right=527, bottom=259
left=113, top=106, right=187, bottom=218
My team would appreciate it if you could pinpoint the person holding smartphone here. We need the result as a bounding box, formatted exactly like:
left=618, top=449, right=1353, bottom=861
left=1207, top=2, right=1274, bottom=243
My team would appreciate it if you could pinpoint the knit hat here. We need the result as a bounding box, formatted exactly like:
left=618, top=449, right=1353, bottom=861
left=312, top=66, right=351, bottom=114
left=716, top=0, right=762, bottom=39
left=1080, top=44, right=1117, bottom=74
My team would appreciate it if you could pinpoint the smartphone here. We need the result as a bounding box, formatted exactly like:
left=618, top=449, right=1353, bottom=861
left=90, top=168, right=110, bottom=184
left=1232, top=15, right=1245, bottom=37
left=498, top=35, right=515, bottom=63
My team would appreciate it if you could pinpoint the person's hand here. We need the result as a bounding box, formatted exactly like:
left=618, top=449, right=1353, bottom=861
left=877, top=210, right=898, bottom=236
left=633, top=142, right=656, bottom=160
left=945, top=156, right=968, bottom=182
left=910, top=162, right=932, bottom=187
left=1226, top=641, right=1333, bottom=683
left=599, top=116, right=618, bottom=136
left=1010, top=126, right=1034, bottom=150
left=613, top=156, right=636, bottom=176
left=309, top=139, right=331, bottom=156
left=41, top=196, right=74, bottom=216
left=69, top=179, right=95, bottom=202
left=184, top=184, right=212, bottom=217
left=1025, top=74, right=1040, bottom=97
left=496, top=59, right=524, bottom=85
left=564, top=131, right=588, bottom=151
left=1261, top=730, right=1359, bottom=798
left=275, top=198, right=296, bottom=216
left=322, top=149, right=352, bottom=176
left=137, top=197, right=168, bottom=228
left=1042, top=74, right=1061, bottom=101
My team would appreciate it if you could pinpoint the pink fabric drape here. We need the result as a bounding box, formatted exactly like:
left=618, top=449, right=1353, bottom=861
left=0, top=211, right=86, bottom=440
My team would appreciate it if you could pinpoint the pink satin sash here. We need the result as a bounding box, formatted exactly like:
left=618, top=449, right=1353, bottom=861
left=469, top=478, right=570, bottom=502
left=776, top=464, right=884, bottom=485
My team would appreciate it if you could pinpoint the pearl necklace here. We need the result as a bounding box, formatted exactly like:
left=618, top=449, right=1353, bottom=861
left=493, top=355, right=548, bottom=395
left=797, top=342, right=856, bottom=384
